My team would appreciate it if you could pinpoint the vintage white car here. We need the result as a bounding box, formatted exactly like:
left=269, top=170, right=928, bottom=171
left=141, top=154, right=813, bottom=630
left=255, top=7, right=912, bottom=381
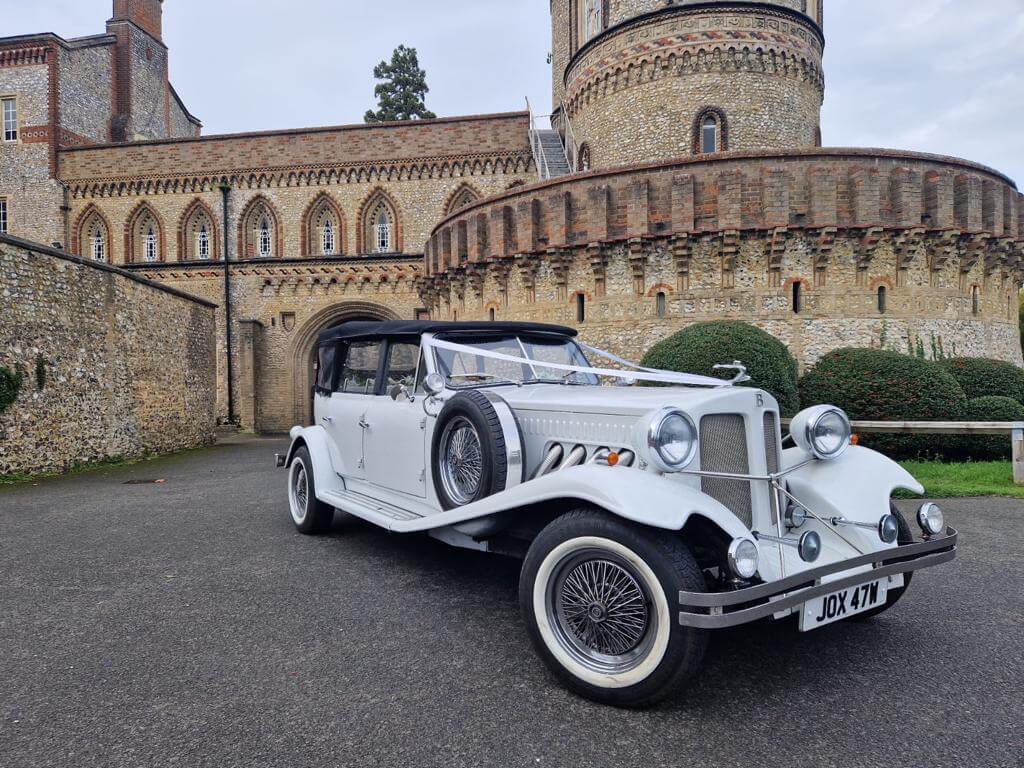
left=277, top=321, right=957, bottom=707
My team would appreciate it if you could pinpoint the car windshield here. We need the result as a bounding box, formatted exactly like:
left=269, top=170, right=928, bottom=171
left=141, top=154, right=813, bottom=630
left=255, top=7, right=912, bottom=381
left=432, top=335, right=600, bottom=387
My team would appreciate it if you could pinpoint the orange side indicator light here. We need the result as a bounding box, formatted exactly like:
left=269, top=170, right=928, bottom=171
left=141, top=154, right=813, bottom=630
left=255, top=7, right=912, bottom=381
left=607, top=452, right=620, bottom=467
left=850, top=433, right=860, bottom=446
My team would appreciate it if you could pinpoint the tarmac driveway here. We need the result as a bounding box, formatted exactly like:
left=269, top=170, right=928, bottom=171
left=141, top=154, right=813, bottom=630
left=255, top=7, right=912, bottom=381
left=0, top=436, right=1020, bottom=768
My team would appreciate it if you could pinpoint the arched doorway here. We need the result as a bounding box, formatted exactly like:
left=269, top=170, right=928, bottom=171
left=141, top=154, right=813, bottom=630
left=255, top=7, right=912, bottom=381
left=289, top=301, right=401, bottom=426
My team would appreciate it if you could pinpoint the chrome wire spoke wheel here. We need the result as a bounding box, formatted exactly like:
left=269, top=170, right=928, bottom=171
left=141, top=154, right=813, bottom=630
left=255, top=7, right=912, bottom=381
left=439, top=417, right=483, bottom=505
left=289, top=461, right=309, bottom=524
left=546, top=547, right=657, bottom=675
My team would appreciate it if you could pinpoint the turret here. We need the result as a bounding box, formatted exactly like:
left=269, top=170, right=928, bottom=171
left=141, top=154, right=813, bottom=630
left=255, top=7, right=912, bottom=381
left=551, top=0, right=825, bottom=171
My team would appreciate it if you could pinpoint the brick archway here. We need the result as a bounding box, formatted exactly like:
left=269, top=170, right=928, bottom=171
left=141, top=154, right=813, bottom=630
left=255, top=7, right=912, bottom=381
left=288, top=300, right=401, bottom=425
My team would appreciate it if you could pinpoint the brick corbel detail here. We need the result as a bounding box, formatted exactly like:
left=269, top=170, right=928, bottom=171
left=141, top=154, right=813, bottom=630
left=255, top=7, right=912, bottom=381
left=671, top=234, right=693, bottom=292
left=852, top=226, right=883, bottom=284
left=811, top=227, right=837, bottom=287
left=628, top=238, right=647, bottom=296
left=927, top=230, right=961, bottom=275
left=719, top=230, right=740, bottom=289
left=516, top=255, right=540, bottom=303
left=766, top=227, right=788, bottom=287
left=959, top=233, right=989, bottom=274
left=587, top=243, right=608, bottom=297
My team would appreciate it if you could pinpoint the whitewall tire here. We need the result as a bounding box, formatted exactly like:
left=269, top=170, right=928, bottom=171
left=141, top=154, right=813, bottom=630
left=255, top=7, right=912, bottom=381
left=519, top=508, right=708, bottom=707
left=288, top=446, right=334, bottom=535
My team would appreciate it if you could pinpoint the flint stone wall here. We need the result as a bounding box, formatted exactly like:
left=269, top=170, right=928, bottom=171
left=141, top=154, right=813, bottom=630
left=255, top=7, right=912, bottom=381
left=0, top=234, right=217, bottom=476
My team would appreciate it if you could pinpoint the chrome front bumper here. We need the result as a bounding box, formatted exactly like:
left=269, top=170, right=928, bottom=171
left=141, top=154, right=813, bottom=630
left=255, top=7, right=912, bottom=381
left=679, top=527, right=958, bottom=629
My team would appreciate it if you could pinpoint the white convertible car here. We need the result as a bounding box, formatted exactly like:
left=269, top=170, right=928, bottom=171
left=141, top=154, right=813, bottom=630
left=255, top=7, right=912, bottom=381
left=277, top=321, right=957, bottom=707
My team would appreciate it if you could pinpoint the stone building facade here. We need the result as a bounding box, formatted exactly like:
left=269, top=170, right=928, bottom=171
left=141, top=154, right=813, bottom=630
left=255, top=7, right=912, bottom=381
left=1, top=0, right=1022, bottom=436
left=0, top=234, right=216, bottom=476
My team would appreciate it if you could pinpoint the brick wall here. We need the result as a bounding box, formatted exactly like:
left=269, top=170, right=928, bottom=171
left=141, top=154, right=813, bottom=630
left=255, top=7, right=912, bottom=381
left=423, top=149, right=1024, bottom=369
left=0, top=234, right=217, bottom=476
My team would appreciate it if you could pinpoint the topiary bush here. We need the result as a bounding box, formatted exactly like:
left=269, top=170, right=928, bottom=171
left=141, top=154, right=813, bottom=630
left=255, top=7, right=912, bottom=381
left=940, top=357, right=1024, bottom=406
left=952, top=396, right=1024, bottom=461
left=0, top=365, right=24, bottom=415
left=641, top=321, right=800, bottom=415
left=798, top=348, right=967, bottom=459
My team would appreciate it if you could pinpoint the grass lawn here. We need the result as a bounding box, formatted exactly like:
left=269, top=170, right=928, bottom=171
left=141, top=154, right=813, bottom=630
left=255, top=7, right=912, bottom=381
left=898, top=461, right=1024, bottom=499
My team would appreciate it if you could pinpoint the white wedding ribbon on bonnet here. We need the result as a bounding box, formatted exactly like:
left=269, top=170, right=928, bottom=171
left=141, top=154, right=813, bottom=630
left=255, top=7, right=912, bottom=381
left=424, top=337, right=729, bottom=388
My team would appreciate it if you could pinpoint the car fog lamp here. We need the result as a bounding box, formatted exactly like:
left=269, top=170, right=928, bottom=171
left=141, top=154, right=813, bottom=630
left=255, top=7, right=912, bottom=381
left=798, top=531, right=822, bottom=563
left=646, top=408, right=697, bottom=472
left=785, top=503, right=809, bottom=529
left=790, top=405, right=852, bottom=461
left=917, top=503, right=945, bottom=536
left=727, top=538, right=759, bottom=580
left=878, top=513, right=900, bottom=544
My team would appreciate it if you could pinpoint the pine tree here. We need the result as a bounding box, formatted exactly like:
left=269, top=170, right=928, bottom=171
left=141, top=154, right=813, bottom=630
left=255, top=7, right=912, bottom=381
left=364, top=45, right=436, bottom=123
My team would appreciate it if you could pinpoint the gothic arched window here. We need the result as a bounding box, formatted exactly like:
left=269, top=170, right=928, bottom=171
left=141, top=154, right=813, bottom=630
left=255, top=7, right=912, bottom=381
left=445, top=185, right=480, bottom=217
left=360, top=192, right=400, bottom=254
left=577, top=142, right=592, bottom=172
left=303, top=194, right=345, bottom=257
left=180, top=200, right=217, bottom=261
left=76, top=208, right=110, bottom=263
left=694, top=108, right=728, bottom=155
left=128, top=204, right=163, bottom=264
left=239, top=197, right=280, bottom=259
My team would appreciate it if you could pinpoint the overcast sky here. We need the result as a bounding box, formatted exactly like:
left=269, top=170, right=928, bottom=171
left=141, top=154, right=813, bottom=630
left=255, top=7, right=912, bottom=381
left=4, top=0, right=1022, bottom=184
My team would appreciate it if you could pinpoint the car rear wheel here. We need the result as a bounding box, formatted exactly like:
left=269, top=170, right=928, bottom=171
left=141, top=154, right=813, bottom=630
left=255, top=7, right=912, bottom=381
left=288, top=446, right=334, bottom=535
left=519, top=508, right=708, bottom=708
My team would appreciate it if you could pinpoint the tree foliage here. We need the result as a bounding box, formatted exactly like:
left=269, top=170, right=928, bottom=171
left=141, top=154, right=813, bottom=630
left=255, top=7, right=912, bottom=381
left=641, top=321, right=800, bottom=415
left=364, top=45, right=436, bottom=123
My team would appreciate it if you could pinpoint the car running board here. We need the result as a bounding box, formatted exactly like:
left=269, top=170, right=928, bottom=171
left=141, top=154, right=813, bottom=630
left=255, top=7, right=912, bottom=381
left=319, top=489, right=427, bottom=530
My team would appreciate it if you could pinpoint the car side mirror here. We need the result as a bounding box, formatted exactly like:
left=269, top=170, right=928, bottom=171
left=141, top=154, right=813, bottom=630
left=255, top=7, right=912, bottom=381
left=388, top=384, right=413, bottom=403
left=423, top=373, right=446, bottom=397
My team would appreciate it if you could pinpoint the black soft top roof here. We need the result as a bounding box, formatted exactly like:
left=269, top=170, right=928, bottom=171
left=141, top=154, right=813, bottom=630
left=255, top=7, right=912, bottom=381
left=317, top=320, right=578, bottom=345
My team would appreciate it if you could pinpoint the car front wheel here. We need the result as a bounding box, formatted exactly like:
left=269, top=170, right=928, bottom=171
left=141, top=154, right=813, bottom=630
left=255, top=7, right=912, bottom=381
left=519, top=508, right=708, bottom=708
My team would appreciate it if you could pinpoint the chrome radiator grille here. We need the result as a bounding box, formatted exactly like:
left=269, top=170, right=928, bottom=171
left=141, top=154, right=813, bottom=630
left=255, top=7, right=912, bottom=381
left=763, top=412, right=782, bottom=523
left=700, top=414, right=753, bottom=529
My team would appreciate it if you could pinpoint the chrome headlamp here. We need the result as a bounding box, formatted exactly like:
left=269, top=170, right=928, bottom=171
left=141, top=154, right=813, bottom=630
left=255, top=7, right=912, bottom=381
left=917, top=503, right=945, bottom=535
left=790, top=405, right=852, bottom=461
left=646, top=408, right=698, bottom=473
left=727, top=537, right=759, bottom=579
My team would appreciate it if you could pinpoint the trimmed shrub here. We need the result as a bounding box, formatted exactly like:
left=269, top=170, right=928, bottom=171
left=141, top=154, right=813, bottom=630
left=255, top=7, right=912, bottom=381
left=952, top=396, right=1024, bottom=461
left=798, top=348, right=967, bottom=459
left=641, top=321, right=799, bottom=415
left=940, top=357, right=1024, bottom=406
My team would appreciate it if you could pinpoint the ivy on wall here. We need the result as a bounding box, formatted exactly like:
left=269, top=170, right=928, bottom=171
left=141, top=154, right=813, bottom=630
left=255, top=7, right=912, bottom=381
left=0, top=366, right=24, bottom=414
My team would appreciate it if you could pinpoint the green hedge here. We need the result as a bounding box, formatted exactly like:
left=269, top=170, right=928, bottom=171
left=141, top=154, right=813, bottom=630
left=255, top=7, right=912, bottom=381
left=953, top=396, right=1024, bottom=461
left=940, top=357, right=1024, bottom=406
left=799, top=348, right=967, bottom=459
left=641, top=321, right=800, bottom=415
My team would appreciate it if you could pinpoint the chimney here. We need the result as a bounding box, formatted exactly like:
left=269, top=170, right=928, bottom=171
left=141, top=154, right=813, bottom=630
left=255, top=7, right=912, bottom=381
left=110, top=0, right=163, bottom=41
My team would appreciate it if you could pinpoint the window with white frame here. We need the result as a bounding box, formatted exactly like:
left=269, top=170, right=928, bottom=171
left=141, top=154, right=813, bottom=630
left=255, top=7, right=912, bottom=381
left=322, top=218, right=335, bottom=256
left=91, top=226, right=105, bottom=262
left=145, top=226, right=158, bottom=262
left=372, top=204, right=392, bottom=253
left=258, top=216, right=272, bottom=258
left=702, top=116, right=718, bottom=154
left=197, top=224, right=210, bottom=260
left=2, top=98, right=17, bottom=142
left=0, top=198, right=7, bottom=233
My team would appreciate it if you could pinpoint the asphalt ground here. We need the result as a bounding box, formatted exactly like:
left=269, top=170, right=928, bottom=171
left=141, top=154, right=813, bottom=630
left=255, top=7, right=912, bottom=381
left=1, top=436, right=1021, bottom=768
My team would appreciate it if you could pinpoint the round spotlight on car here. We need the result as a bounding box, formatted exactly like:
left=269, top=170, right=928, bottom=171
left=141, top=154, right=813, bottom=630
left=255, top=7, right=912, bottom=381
left=878, top=513, right=900, bottom=544
left=727, top=538, right=760, bottom=580
left=785, top=503, right=809, bottom=529
left=646, top=408, right=698, bottom=473
left=790, top=405, right=852, bottom=461
left=917, top=502, right=945, bottom=536
left=798, top=531, right=822, bottom=563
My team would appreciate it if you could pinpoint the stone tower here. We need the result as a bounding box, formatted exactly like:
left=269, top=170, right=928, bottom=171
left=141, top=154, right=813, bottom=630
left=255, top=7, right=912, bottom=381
left=551, top=0, right=825, bottom=170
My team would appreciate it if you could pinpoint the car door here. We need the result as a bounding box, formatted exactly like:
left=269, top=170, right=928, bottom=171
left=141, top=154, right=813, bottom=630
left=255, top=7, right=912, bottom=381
left=362, top=340, right=428, bottom=498
left=322, top=339, right=384, bottom=482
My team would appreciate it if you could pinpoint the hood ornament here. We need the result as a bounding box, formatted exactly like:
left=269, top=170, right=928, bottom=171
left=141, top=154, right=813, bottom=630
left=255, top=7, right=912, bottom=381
left=713, top=361, right=751, bottom=385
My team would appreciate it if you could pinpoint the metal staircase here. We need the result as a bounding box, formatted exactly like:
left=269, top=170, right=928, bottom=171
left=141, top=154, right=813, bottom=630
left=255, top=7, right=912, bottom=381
left=528, top=100, right=574, bottom=180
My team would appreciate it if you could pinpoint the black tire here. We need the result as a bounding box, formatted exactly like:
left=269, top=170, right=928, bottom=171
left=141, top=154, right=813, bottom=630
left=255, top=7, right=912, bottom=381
left=852, top=504, right=914, bottom=621
left=431, top=390, right=511, bottom=510
left=288, top=446, right=334, bottom=535
left=519, top=508, right=708, bottom=708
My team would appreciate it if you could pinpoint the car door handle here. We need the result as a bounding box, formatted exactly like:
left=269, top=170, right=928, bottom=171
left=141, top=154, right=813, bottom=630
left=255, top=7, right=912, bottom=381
left=321, top=416, right=333, bottom=423
left=358, top=418, right=370, bottom=430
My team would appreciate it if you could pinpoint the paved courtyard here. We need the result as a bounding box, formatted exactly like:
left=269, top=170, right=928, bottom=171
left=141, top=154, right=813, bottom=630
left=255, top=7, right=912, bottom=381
left=1, top=436, right=1021, bottom=768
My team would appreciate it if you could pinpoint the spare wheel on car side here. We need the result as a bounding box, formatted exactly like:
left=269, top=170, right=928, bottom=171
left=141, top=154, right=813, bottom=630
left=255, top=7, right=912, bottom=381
left=431, top=390, right=524, bottom=510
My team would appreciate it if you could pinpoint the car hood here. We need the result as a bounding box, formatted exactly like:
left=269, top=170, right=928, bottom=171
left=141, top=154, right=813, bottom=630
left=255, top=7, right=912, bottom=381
left=492, top=383, right=776, bottom=418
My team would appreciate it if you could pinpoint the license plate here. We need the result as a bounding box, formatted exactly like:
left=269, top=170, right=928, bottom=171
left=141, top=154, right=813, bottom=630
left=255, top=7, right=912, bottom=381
left=799, top=579, right=888, bottom=631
